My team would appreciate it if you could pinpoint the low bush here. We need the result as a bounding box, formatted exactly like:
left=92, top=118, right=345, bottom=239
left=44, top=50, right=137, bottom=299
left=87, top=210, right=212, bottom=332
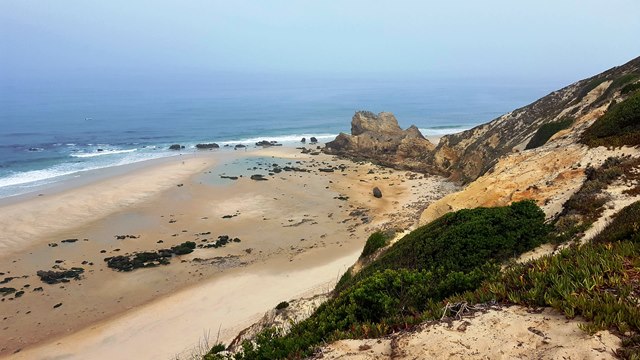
left=228, top=201, right=548, bottom=359
left=581, top=91, right=640, bottom=148
left=525, top=117, right=574, bottom=149
left=360, top=231, right=388, bottom=257
left=341, top=200, right=548, bottom=291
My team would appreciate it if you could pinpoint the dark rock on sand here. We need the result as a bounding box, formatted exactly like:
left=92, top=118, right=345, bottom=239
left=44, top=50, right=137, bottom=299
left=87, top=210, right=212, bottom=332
left=168, top=144, right=184, bottom=150
left=61, top=238, right=78, bottom=243
left=195, top=143, right=220, bottom=149
left=373, top=187, right=383, bottom=198
left=250, top=174, right=268, bottom=181
left=220, top=175, right=239, bottom=180
left=0, top=287, right=16, bottom=296
left=256, top=140, right=282, bottom=147
left=36, top=268, right=84, bottom=284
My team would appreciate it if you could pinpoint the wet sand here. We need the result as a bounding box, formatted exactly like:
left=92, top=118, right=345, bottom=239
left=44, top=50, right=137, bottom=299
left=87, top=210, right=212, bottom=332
left=0, top=144, right=456, bottom=359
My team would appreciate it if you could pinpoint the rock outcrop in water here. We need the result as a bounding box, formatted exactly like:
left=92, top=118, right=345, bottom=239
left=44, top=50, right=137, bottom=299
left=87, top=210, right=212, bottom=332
left=325, top=111, right=439, bottom=173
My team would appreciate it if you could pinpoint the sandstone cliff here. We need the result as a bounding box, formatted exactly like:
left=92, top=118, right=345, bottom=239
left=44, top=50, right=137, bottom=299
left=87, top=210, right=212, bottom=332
left=421, top=56, right=640, bottom=224
left=430, top=55, right=640, bottom=183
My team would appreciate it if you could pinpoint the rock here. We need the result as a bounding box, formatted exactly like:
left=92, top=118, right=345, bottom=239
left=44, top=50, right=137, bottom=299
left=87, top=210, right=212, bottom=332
left=255, top=140, right=282, bottom=147
left=168, top=144, right=184, bottom=150
left=53, top=302, right=62, bottom=308
left=36, top=268, right=84, bottom=284
left=61, top=238, right=78, bottom=243
left=0, top=287, right=16, bottom=296
left=301, top=137, right=306, bottom=143
left=234, top=144, right=246, bottom=149
left=195, top=143, right=220, bottom=149
left=250, top=174, right=268, bottom=181
left=373, top=187, right=383, bottom=198
left=220, top=175, right=239, bottom=180
left=325, top=111, right=436, bottom=173
left=310, top=137, right=318, bottom=143
left=319, top=168, right=334, bottom=172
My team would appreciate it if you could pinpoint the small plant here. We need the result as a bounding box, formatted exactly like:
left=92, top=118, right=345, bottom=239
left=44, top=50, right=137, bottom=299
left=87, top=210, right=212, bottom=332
left=203, top=343, right=227, bottom=360
left=581, top=90, right=640, bottom=148
left=360, top=231, right=388, bottom=257
left=275, top=301, right=289, bottom=310
left=525, top=117, right=574, bottom=149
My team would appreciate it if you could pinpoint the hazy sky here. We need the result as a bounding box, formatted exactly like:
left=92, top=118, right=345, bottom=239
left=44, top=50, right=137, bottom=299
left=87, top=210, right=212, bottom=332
left=2, top=0, right=640, bottom=82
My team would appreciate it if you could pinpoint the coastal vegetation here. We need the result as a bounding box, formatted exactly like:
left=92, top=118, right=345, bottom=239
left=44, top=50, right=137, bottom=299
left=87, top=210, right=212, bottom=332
left=212, top=201, right=549, bottom=359
left=204, top=196, right=640, bottom=359
left=206, top=200, right=640, bottom=359
left=525, top=117, right=573, bottom=149
left=581, top=90, right=640, bottom=147
left=359, top=230, right=388, bottom=257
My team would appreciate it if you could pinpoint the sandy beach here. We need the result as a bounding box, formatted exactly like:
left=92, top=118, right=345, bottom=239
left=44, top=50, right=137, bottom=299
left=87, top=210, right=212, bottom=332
left=0, top=143, right=455, bottom=359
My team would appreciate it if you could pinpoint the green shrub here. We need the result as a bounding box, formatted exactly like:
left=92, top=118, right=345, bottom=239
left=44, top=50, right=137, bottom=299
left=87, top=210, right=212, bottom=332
left=592, top=201, right=640, bottom=244
left=581, top=91, right=640, bottom=147
left=525, top=117, right=574, bottom=149
left=360, top=231, right=388, bottom=257
left=230, top=201, right=548, bottom=359
left=341, top=200, right=548, bottom=291
left=203, top=343, right=227, bottom=360
left=621, top=82, right=640, bottom=95
left=275, top=301, right=290, bottom=310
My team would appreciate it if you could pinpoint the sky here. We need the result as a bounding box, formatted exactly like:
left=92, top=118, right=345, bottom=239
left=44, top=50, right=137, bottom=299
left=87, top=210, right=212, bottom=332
left=1, top=0, right=640, bottom=83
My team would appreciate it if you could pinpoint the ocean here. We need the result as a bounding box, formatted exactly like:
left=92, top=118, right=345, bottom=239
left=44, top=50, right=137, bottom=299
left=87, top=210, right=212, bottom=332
left=0, top=72, right=559, bottom=198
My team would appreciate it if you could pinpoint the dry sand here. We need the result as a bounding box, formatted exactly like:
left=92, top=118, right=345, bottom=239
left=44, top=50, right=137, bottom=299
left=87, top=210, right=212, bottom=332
left=0, top=145, right=455, bottom=359
left=315, top=306, right=620, bottom=360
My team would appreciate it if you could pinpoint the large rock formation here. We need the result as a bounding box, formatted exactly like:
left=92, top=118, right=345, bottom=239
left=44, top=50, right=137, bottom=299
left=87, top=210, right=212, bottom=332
left=325, top=111, right=438, bottom=173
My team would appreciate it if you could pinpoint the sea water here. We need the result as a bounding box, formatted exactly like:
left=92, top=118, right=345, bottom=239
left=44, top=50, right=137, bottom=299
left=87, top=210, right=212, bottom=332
left=0, top=72, right=559, bottom=198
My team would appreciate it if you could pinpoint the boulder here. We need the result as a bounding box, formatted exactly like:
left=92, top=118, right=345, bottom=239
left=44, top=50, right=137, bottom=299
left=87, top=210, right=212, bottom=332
left=301, top=137, right=306, bottom=143
left=195, top=143, right=220, bottom=149
left=169, top=144, right=184, bottom=150
left=373, top=187, right=383, bottom=198
left=310, top=137, right=318, bottom=143
left=256, top=140, right=282, bottom=147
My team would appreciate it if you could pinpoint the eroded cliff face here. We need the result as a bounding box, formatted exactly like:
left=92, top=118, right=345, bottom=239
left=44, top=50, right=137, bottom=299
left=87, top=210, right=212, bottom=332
left=325, top=111, right=440, bottom=174
left=430, top=56, right=640, bottom=184
left=420, top=56, right=640, bottom=224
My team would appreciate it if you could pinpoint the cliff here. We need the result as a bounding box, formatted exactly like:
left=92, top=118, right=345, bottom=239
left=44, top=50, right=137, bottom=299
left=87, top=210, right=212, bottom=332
left=430, top=55, right=640, bottom=183
left=421, top=56, right=640, bottom=224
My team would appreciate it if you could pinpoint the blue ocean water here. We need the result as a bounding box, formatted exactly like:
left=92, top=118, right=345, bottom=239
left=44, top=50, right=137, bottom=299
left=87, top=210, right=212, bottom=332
left=0, top=72, right=558, bottom=198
